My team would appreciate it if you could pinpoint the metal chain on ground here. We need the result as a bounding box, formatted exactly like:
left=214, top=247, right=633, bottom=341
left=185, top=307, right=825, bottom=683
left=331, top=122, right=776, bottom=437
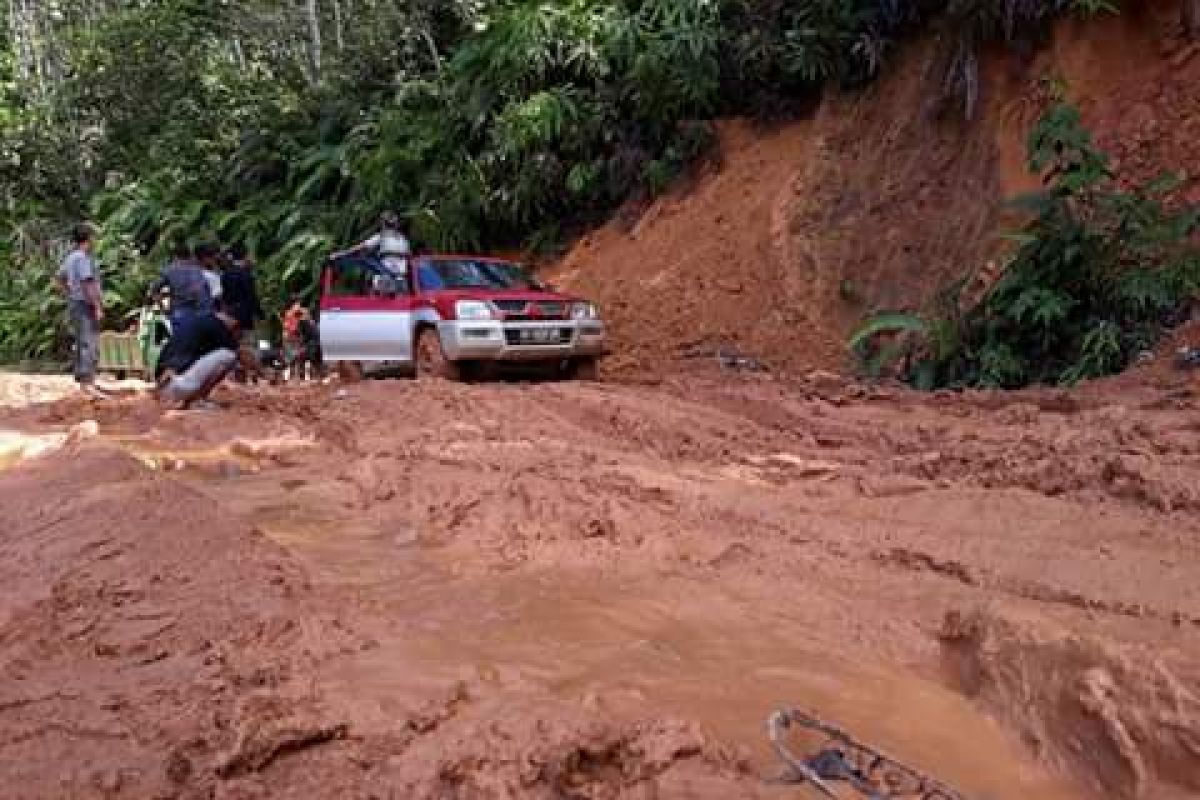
left=767, top=708, right=968, bottom=800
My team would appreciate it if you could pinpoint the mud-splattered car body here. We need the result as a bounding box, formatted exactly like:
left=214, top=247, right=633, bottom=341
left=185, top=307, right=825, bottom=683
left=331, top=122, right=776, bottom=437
left=319, top=254, right=606, bottom=379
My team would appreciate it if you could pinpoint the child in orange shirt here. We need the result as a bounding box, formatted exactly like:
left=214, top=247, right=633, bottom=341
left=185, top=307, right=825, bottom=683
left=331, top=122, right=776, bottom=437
left=282, top=296, right=312, bottom=381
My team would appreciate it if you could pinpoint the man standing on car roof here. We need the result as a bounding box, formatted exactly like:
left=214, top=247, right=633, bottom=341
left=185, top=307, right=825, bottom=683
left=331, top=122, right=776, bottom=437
left=331, top=211, right=412, bottom=283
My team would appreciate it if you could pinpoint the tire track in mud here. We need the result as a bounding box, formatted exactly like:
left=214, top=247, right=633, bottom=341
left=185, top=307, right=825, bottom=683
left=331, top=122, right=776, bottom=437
left=305, top=378, right=1200, bottom=630
left=874, top=546, right=1200, bottom=629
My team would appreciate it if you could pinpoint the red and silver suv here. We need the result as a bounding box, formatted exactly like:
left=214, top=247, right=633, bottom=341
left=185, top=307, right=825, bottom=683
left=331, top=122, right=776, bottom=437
left=318, top=254, right=606, bottom=380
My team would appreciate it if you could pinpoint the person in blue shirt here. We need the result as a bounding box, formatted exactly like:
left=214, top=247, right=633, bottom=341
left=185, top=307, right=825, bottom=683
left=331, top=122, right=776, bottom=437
left=155, top=311, right=240, bottom=410
left=152, top=241, right=213, bottom=328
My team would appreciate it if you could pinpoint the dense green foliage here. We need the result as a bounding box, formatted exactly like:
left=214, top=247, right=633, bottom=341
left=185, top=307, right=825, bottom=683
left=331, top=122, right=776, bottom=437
left=852, top=102, right=1200, bottom=389
left=1, top=0, right=1117, bottom=362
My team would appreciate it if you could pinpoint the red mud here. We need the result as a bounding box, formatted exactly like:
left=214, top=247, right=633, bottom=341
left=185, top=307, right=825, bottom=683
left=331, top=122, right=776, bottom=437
left=2, top=368, right=1198, bottom=798
left=551, top=38, right=1010, bottom=379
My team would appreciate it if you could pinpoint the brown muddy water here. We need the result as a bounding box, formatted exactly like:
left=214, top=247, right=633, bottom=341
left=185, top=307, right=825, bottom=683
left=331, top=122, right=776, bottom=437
left=178, top=451, right=1086, bottom=800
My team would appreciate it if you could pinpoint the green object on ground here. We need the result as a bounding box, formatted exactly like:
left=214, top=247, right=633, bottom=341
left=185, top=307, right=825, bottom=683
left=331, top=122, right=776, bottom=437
left=97, top=305, right=169, bottom=378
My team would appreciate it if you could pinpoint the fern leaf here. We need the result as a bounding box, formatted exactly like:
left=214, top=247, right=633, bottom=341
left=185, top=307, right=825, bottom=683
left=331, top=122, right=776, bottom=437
left=847, top=312, right=928, bottom=352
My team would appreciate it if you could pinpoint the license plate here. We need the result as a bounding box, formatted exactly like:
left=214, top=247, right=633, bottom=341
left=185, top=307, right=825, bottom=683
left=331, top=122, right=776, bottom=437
left=519, top=328, right=558, bottom=343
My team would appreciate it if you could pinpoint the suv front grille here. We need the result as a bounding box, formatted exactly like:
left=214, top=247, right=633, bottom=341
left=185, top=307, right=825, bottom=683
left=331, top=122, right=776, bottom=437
left=494, top=300, right=568, bottom=320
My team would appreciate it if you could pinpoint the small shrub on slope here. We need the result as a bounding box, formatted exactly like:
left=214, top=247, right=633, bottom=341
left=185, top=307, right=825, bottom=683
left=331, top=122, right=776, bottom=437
left=852, top=102, right=1200, bottom=389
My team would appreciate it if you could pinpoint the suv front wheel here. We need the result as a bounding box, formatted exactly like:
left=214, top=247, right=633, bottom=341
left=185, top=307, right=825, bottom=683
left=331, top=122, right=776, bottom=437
left=415, top=327, right=464, bottom=381
left=563, top=356, right=600, bottom=381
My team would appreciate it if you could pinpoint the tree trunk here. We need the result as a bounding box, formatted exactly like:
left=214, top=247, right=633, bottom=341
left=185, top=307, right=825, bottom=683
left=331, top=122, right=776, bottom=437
left=1184, top=0, right=1200, bottom=39
left=10, top=0, right=35, bottom=91
left=304, top=0, right=322, bottom=83
left=332, top=0, right=344, bottom=53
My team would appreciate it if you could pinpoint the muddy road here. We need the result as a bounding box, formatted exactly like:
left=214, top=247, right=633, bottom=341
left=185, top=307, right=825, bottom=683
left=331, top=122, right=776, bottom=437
left=1, top=369, right=1198, bottom=799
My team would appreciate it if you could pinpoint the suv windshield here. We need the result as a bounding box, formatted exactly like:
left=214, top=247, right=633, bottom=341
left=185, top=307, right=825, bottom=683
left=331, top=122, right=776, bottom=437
left=419, top=259, right=537, bottom=291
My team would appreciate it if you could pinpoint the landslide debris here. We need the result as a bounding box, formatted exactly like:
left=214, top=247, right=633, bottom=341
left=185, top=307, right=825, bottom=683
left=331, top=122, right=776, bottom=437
left=941, top=608, right=1200, bottom=800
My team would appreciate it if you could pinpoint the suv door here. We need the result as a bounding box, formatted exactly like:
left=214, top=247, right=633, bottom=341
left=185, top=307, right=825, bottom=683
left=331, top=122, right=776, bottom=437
left=319, top=258, right=417, bottom=362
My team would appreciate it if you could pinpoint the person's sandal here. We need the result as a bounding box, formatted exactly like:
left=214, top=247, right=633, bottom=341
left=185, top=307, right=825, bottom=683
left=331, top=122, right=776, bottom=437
left=81, top=384, right=110, bottom=400
left=155, top=376, right=185, bottom=411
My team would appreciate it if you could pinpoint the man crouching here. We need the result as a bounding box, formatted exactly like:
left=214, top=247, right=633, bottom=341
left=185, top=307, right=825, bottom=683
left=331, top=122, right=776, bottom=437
left=156, top=311, right=240, bottom=410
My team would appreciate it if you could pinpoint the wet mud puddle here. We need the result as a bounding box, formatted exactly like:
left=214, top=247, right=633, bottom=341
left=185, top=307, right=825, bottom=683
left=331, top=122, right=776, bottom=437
left=172, top=459, right=1083, bottom=800
left=333, top=575, right=1083, bottom=799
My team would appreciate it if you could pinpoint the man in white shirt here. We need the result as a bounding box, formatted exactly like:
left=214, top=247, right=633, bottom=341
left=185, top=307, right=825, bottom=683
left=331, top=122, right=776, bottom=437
left=333, top=211, right=412, bottom=283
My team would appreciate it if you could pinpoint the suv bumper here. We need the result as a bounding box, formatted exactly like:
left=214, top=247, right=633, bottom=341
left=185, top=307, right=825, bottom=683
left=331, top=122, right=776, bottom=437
left=439, top=319, right=607, bottom=362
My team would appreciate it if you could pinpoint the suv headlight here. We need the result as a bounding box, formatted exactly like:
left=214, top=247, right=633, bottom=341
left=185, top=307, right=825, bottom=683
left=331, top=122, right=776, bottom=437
left=571, top=302, right=599, bottom=320
left=455, top=300, right=494, bottom=320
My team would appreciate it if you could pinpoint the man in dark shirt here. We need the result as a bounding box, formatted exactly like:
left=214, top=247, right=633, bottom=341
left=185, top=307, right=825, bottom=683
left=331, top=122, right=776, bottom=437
left=299, top=314, right=324, bottom=379
left=220, top=244, right=265, bottom=382
left=153, top=242, right=213, bottom=326
left=220, top=244, right=263, bottom=330
left=155, top=311, right=240, bottom=409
